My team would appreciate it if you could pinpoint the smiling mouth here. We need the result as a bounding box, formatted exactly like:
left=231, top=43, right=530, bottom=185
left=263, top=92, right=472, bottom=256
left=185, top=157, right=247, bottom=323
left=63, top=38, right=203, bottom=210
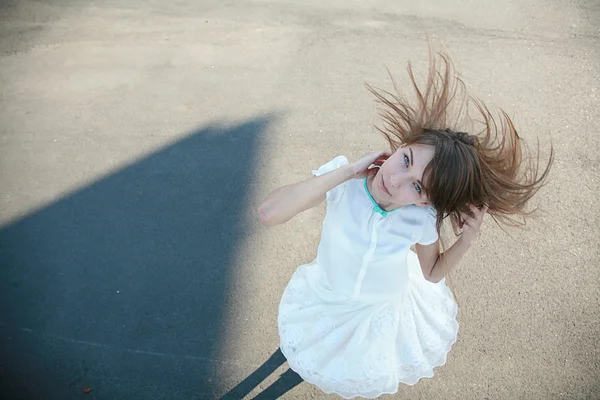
left=380, top=175, right=391, bottom=196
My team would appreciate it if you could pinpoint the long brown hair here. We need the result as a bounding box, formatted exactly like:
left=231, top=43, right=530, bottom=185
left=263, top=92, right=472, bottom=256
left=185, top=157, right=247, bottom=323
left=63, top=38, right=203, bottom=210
left=367, top=52, right=553, bottom=238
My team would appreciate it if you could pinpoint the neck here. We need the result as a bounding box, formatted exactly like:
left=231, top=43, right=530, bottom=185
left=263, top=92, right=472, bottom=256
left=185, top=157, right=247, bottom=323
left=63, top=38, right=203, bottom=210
left=367, top=174, right=396, bottom=211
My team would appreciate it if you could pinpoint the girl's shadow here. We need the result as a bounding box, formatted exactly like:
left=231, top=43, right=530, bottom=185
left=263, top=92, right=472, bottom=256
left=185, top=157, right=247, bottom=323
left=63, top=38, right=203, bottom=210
left=220, top=348, right=303, bottom=399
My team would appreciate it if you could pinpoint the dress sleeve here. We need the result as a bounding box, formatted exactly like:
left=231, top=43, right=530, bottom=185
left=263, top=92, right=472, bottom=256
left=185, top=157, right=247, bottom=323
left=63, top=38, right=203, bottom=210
left=418, top=207, right=439, bottom=245
left=312, top=155, right=349, bottom=203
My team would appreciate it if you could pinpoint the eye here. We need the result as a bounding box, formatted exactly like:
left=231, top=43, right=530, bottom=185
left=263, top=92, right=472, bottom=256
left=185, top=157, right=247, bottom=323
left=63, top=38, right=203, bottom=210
left=414, top=182, right=422, bottom=194
left=404, top=154, right=410, bottom=167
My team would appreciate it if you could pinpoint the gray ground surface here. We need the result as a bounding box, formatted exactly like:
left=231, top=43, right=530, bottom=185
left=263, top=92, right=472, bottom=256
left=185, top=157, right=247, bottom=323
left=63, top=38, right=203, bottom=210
left=0, top=0, right=598, bottom=399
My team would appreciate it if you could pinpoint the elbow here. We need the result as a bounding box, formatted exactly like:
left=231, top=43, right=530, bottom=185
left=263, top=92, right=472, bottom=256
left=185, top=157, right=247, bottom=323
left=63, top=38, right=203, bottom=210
left=421, top=270, right=433, bottom=283
left=422, top=265, right=442, bottom=284
left=425, top=274, right=443, bottom=284
left=257, top=203, right=277, bottom=226
left=423, top=268, right=443, bottom=284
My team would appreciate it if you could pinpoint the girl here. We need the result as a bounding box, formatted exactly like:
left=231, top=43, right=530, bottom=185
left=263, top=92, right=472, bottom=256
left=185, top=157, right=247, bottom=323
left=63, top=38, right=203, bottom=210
left=257, top=52, right=552, bottom=398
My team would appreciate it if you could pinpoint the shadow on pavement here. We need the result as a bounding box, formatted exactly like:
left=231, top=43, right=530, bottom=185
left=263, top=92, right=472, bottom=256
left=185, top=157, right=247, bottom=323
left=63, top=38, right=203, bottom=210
left=0, top=115, right=274, bottom=399
left=220, top=348, right=303, bottom=400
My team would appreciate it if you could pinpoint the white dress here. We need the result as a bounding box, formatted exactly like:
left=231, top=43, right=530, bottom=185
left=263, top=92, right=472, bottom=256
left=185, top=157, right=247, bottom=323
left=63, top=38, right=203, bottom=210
left=278, top=156, right=459, bottom=399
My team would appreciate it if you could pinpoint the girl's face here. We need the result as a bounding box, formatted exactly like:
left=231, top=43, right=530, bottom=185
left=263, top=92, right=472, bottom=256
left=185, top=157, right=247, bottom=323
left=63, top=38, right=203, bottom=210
left=372, top=144, right=435, bottom=209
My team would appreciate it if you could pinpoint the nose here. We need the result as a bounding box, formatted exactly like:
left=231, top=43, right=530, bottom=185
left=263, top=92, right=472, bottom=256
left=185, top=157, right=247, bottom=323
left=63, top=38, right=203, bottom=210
left=389, top=172, right=406, bottom=188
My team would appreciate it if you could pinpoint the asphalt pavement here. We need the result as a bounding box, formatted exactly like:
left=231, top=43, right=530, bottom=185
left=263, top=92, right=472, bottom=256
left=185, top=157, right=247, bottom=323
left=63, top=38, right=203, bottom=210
left=0, top=1, right=598, bottom=399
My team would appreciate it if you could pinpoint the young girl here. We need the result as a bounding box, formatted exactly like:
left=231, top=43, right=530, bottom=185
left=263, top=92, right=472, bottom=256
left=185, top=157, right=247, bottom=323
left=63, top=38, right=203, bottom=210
left=257, top=52, right=552, bottom=399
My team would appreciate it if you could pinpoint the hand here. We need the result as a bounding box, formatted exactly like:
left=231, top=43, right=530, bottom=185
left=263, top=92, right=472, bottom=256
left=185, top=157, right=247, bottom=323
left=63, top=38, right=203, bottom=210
left=459, top=204, right=488, bottom=246
left=348, top=150, right=391, bottom=179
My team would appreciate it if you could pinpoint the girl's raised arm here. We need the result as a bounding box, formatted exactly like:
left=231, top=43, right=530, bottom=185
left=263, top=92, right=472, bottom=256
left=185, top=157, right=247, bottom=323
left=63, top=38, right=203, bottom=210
left=258, top=151, right=389, bottom=226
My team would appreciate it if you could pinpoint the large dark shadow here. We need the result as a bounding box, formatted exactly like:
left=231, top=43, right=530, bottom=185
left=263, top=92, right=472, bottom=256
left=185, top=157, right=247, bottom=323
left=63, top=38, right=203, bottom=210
left=0, top=116, right=274, bottom=399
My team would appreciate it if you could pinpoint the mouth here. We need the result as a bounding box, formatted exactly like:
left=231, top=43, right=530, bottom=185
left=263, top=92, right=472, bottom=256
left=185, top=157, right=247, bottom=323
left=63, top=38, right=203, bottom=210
left=380, top=174, right=391, bottom=196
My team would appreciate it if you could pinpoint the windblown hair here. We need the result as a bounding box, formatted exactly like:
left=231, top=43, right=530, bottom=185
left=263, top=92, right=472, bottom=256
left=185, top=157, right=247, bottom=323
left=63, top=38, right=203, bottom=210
left=367, top=52, right=553, bottom=235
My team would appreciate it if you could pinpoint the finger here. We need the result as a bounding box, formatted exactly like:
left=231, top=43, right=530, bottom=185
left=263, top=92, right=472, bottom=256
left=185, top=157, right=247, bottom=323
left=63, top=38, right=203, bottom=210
left=373, top=150, right=391, bottom=166
left=454, top=215, right=464, bottom=229
left=469, top=204, right=483, bottom=219
left=376, top=156, right=389, bottom=164
left=459, top=212, right=473, bottom=226
left=376, top=150, right=392, bottom=161
left=461, top=211, right=474, bottom=221
left=464, top=212, right=481, bottom=228
left=470, top=204, right=488, bottom=220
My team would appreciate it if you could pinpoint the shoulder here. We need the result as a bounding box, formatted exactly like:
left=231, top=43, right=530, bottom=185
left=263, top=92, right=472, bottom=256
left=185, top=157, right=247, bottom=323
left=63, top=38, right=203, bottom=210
left=410, top=205, right=437, bottom=228
left=400, top=204, right=436, bottom=222
left=385, top=205, right=434, bottom=230
left=388, top=205, right=438, bottom=242
left=425, top=205, right=437, bottom=221
left=313, top=155, right=350, bottom=203
left=312, top=155, right=349, bottom=177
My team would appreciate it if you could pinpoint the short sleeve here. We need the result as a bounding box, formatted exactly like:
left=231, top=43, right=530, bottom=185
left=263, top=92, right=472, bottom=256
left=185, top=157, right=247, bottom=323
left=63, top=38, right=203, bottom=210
left=418, top=207, right=439, bottom=245
left=312, top=155, right=349, bottom=202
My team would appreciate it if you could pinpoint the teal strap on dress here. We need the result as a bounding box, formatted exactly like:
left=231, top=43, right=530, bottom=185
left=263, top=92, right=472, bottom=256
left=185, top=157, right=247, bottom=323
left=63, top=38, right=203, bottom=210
left=363, top=178, right=391, bottom=217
